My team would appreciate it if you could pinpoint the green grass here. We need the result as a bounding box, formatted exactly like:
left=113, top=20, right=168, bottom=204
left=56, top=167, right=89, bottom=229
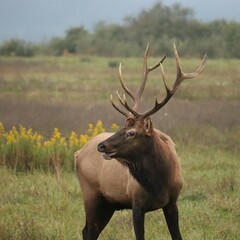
left=0, top=169, right=83, bottom=239
left=0, top=138, right=239, bottom=239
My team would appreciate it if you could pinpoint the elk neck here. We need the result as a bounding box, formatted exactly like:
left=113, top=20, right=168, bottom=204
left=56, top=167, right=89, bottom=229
left=118, top=129, right=170, bottom=197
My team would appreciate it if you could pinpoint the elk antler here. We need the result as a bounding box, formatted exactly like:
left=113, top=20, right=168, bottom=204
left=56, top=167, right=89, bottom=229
left=138, top=43, right=207, bottom=120
left=111, top=43, right=167, bottom=118
left=111, top=43, right=207, bottom=120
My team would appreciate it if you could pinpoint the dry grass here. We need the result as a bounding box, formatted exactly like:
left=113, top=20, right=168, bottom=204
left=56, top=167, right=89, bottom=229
left=0, top=55, right=239, bottom=136
left=0, top=97, right=239, bottom=138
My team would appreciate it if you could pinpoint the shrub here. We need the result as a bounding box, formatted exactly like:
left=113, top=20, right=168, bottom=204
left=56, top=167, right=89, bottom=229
left=0, top=121, right=119, bottom=177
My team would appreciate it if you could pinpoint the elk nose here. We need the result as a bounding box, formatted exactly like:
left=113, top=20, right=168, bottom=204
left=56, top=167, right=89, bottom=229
left=97, top=142, right=105, bottom=153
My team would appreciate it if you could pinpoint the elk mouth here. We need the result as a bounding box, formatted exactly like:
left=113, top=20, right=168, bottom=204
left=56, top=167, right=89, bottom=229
left=103, top=152, right=117, bottom=160
left=98, top=142, right=117, bottom=160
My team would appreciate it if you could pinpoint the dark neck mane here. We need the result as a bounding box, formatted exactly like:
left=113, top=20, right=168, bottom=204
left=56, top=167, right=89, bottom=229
left=119, top=131, right=170, bottom=196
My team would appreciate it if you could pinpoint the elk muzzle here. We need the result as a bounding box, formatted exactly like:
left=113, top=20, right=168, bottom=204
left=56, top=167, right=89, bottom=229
left=97, top=142, right=117, bottom=160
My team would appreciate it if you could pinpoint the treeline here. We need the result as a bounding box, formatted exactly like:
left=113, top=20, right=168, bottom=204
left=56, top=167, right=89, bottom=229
left=1, top=2, right=240, bottom=58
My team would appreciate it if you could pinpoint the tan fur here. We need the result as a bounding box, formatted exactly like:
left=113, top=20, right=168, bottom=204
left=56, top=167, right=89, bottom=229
left=76, top=133, right=140, bottom=207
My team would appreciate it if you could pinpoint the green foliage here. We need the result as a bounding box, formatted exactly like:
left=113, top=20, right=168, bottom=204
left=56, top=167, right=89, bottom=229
left=223, top=21, right=240, bottom=58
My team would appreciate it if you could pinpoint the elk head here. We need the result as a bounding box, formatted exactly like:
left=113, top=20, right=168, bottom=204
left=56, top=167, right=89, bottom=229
left=98, top=43, right=207, bottom=160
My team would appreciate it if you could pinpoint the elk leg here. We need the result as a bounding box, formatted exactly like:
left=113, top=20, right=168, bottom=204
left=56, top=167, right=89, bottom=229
left=83, top=212, right=99, bottom=240
left=95, top=199, right=115, bottom=235
left=83, top=195, right=115, bottom=240
left=82, top=192, right=102, bottom=240
left=82, top=223, right=88, bottom=240
left=132, top=207, right=145, bottom=240
left=163, top=202, right=182, bottom=240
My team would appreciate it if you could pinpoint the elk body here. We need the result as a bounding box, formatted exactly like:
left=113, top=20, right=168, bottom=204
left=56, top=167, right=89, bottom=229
left=75, top=44, right=206, bottom=240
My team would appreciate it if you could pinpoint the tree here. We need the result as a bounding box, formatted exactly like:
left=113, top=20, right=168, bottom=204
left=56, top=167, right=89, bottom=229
left=0, top=39, right=36, bottom=57
left=224, top=21, right=240, bottom=58
left=123, top=2, right=194, bottom=55
left=65, top=26, right=91, bottom=54
left=46, top=26, right=91, bottom=56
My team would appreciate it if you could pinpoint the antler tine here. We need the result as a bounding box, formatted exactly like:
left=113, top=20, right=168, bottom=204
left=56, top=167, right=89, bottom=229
left=111, top=94, right=129, bottom=117
left=173, top=43, right=207, bottom=89
left=139, top=44, right=207, bottom=120
left=160, top=62, right=171, bottom=94
left=119, top=63, right=135, bottom=101
left=148, top=53, right=167, bottom=72
left=116, top=92, right=140, bottom=118
left=136, top=63, right=171, bottom=119
left=132, top=44, right=148, bottom=110
left=134, top=44, right=167, bottom=111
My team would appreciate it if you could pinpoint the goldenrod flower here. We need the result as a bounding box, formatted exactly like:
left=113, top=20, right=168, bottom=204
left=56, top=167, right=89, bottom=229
left=80, top=134, right=88, bottom=146
left=111, top=123, right=119, bottom=132
left=0, top=122, right=5, bottom=136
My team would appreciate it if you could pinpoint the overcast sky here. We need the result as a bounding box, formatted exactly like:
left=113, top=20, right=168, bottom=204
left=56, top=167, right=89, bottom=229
left=0, top=0, right=239, bottom=42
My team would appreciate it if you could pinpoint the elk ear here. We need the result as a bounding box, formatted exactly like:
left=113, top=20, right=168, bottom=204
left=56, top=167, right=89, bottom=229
left=143, top=117, right=153, bottom=135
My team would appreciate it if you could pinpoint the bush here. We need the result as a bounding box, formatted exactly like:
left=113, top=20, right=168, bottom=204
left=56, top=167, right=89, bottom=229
left=0, top=121, right=119, bottom=177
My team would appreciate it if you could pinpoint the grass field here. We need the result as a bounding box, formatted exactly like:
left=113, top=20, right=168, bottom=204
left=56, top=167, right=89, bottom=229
left=0, top=143, right=239, bottom=239
left=0, top=54, right=239, bottom=239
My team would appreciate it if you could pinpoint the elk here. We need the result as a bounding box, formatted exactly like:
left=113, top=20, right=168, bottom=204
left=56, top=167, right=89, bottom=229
left=75, top=43, right=206, bottom=240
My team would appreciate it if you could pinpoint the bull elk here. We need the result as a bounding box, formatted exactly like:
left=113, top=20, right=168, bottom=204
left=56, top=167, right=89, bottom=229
left=75, top=44, right=206, bottom=240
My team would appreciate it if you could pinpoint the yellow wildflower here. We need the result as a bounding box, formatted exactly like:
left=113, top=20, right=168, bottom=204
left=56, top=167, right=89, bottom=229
left=80, top=134, right=88, bottom=146
left=111, top=123, right=119, bottom=132
left=93, top=120, right=105, bottom=136
left=69, top=131, right=79, bottom=148
left=44, top=140, right=51, bottom=148
left=0, top=122, right=5, bottom=141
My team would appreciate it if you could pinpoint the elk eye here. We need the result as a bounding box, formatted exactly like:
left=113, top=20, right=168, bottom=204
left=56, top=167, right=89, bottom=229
left=126, top=130, right=136, bottom=138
